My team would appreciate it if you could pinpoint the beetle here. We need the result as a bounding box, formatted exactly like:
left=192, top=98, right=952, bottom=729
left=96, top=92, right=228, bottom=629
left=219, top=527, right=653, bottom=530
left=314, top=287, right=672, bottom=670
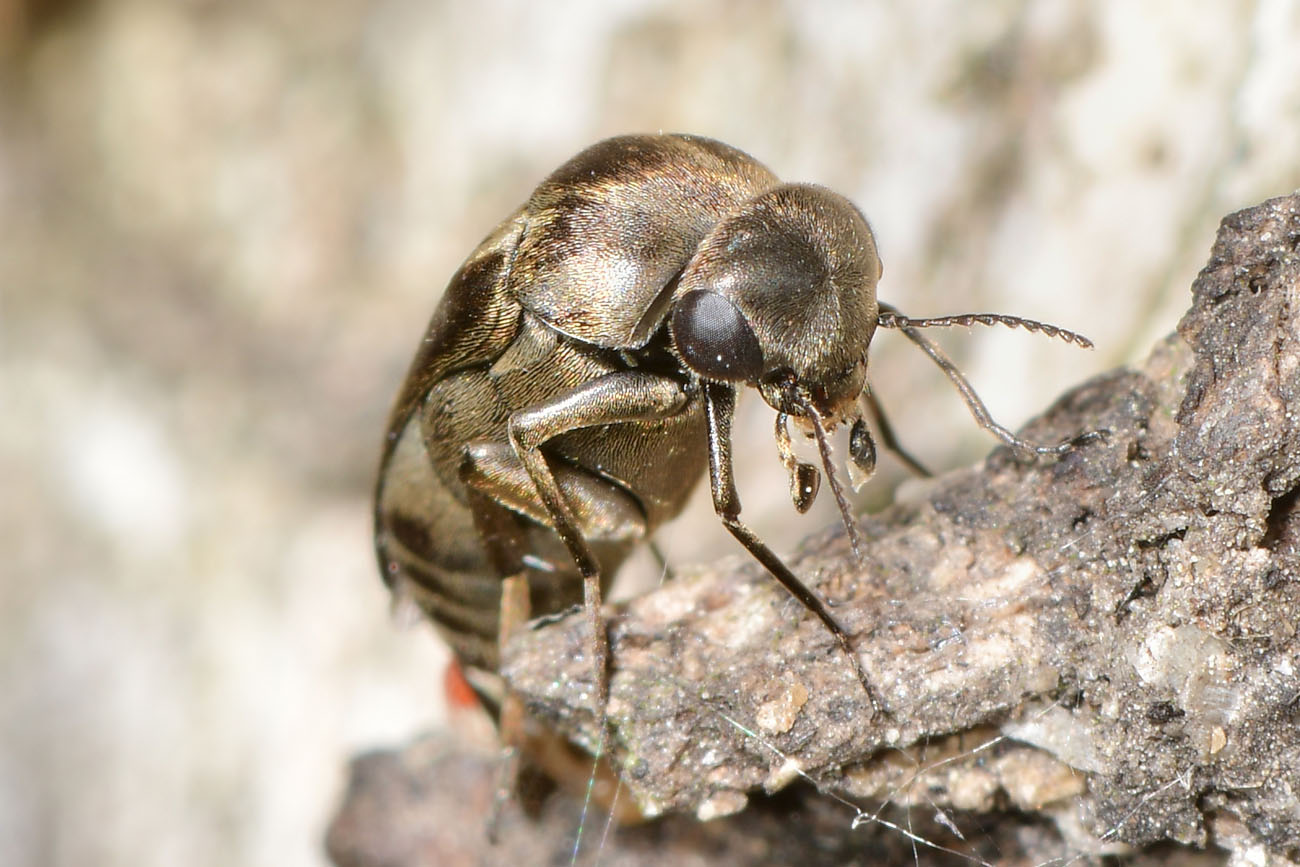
left=374, top=133, right=1098, bottom=754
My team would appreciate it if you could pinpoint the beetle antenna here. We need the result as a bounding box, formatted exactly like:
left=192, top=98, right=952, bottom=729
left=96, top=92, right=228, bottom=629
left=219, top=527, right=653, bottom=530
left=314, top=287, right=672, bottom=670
left=877, top=308, right=1094, bottom=349
left=806, top=404, right=867, bottom=562
left=877, top=303, right=1106, bottom=456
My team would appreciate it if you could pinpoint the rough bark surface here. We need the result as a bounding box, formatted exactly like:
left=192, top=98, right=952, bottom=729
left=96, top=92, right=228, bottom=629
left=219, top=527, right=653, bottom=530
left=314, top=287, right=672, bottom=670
left=329, top=194, right=1300, bottom=865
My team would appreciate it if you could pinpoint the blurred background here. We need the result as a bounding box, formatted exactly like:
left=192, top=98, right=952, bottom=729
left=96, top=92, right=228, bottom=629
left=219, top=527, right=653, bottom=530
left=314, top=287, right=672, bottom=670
left=2, top=1, right=1297, bottom=865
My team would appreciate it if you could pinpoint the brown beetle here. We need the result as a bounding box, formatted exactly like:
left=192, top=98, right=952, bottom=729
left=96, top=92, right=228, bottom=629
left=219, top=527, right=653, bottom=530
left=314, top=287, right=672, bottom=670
left=374, top=134, right=1097, bottom=756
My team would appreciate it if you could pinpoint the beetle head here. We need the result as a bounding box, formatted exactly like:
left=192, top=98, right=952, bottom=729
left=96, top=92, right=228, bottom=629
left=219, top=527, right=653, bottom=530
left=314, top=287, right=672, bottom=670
left=670, top=183, right=881, bottom=424
left=670, top=184, right=883, bottom=554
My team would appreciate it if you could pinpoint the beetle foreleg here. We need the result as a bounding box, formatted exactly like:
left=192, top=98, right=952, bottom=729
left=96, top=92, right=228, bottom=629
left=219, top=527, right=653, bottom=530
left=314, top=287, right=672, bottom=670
left=858, top=391, right=931, bottom=478
left=703, top=382, right=886, bottom=719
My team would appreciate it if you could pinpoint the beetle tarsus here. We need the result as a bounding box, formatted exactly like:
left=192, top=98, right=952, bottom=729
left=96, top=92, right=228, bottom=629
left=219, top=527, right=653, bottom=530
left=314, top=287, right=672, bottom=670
left=1069, top=428, right=1112, bottom=448
left=582, top=570, right=612, bottom=759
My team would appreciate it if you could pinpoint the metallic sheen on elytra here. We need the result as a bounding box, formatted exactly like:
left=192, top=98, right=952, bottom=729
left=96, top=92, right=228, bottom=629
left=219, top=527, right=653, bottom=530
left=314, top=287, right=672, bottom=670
left=373, top=133, right=1098, bottom=740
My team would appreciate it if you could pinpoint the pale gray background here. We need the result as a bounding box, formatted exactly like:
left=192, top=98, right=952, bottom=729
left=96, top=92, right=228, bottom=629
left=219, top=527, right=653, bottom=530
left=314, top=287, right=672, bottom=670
left=3, top=1, right=1298, bottom=865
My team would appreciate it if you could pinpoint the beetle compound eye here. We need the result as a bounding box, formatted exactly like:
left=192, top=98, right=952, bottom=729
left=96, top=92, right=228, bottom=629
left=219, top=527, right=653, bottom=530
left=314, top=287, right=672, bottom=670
left=671, top=290, right=764, bottom=383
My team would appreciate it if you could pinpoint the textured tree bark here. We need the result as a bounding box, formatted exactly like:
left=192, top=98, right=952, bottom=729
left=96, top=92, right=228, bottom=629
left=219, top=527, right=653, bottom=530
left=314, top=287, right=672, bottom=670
left=328, top=194, right=1300, bottom=865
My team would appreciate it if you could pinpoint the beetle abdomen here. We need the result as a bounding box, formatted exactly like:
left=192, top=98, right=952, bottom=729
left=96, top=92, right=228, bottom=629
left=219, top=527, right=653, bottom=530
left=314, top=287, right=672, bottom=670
left=377, top=407, right=594, bottom=672
left=376, top=407, right=505, bottom=669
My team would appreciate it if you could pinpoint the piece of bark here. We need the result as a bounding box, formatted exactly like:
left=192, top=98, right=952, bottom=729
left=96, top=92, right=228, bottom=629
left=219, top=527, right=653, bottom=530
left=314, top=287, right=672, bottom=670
left=497, top=194, right=1300, bottom=862
left=326, top=736, right=1225, bottom=866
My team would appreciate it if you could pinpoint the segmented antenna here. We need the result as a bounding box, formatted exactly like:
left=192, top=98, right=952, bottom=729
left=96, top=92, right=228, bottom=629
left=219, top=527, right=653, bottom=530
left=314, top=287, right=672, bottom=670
left=874, top=302, right=1105, bottom=457
left=876, top=310, right=1094, bottom=349
left=805, top=404, right=867, bottom=562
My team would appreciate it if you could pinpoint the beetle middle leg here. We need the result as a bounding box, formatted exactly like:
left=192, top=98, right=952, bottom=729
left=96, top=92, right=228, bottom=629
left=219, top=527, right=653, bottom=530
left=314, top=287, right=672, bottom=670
left=461, top=488, right=640, bottom=827
left=462, top=445, right=649, bottom=549
left=463, top=370, right=692, bottom=753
